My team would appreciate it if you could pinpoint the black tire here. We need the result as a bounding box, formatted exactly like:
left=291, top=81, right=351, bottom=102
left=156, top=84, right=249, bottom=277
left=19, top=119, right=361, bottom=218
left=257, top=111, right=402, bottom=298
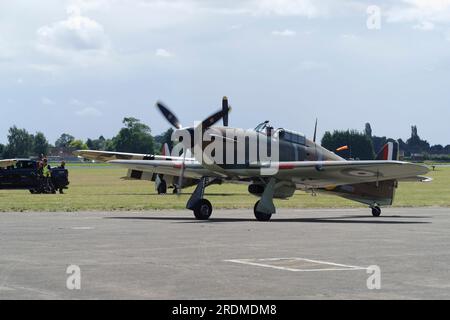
left=157, top=180, right=167, bottom=194
left=172, top=187, right=178, bottom=194
left=193, top=199, right=212, bottom=220
left=29, top=189, right=38, bottom=194
left=371, top=206, right=381, bottom=217
left=254, top=201, right=272, bottom=221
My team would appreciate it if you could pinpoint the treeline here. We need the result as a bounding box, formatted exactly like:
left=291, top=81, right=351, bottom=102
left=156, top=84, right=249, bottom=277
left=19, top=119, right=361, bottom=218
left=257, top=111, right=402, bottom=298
left=0, top=117, right=173, bottom=159
left=321, top=123, right=450, bottom=161
left=0, top=126, right=50, bottom=159
left=1, top=117, right=448, bottom=161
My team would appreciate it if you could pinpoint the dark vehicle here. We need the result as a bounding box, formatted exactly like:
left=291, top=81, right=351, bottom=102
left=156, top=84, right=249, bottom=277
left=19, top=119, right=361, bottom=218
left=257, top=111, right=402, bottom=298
left=0, top=159, right=69, bottom=194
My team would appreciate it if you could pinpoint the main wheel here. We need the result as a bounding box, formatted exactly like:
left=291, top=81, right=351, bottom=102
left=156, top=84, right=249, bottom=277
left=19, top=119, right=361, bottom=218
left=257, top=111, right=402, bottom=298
left=254, top=201, right=272, bottom=221
left=157, top=180, right=167, bottom=194
left=371, top=206, right=381, bottom=217
left=193, top=199, right=212, bottom=220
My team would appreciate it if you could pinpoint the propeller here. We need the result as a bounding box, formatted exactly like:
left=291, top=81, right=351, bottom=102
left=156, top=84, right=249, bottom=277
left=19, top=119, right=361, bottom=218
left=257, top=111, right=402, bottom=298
left=155, top=99, right=231, bottom=195
left=222, top=96, right=229, bottom=127
left=156, top=100, right=230, bottom=131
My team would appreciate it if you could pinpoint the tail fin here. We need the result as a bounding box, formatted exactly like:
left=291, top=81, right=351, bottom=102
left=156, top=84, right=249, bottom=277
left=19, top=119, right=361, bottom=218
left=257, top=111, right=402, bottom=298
left=161, top=143, right=170, bottom=157
left=376, top=141, right=399, bottom=161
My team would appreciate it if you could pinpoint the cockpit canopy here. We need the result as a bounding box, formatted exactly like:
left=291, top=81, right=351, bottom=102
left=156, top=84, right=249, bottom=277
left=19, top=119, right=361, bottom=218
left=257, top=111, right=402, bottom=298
left=277, top=129, right=306, bottom=145
left=255, top=121, right=306, bottom=145
left=254, top=121, right=270, bottom=133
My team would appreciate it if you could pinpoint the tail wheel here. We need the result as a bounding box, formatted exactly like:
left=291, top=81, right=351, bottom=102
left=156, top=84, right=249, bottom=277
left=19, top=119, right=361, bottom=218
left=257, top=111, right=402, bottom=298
left=193, top=199, right=212, bottom=220
left=371, top=206, right=381, bottom=217
left=254, top=201, right=272, bottom=221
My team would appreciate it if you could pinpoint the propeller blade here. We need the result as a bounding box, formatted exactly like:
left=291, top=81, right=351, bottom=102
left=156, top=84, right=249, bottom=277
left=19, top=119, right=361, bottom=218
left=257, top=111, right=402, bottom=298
left=222, top=96, right=229, bottom=127
left=156, top=101, right=182, bottom=129
left=201, top=106, right=231, bottom=130
left=313, top=118, right=318, bottom=143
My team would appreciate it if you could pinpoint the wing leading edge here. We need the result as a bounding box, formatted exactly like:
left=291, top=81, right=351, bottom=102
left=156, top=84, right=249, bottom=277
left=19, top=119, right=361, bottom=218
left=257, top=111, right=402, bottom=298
left=74, top=150, right=194, bottom=163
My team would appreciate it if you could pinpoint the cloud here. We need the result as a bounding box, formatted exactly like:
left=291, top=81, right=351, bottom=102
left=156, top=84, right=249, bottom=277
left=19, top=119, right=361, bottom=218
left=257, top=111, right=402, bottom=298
left=0, top=37, right=14, bottom=61
left=155, top=48, right=174, bottom=58
left=413, top=21, right=435, bottom=30
left=42, top=97, right=56, bottom=105
left=70, top=98, right=84, bottom=106
left=75, top=107, right=102, bottom=117
left=271, top=29, right=296, bottom=36
left=69, top=0, right=110, bottom=12
left=387, top=0, right=450, bottom=29
left=36, top=7, right=108, bottom=54
left=252, top=0, right=322, bottom=17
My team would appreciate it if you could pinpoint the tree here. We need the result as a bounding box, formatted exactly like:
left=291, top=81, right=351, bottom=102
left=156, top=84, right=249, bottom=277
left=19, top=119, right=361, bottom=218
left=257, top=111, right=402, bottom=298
left=445, top=145, right=450, bottom=154
left=55, top=133, right=75, bottom=148
left=154, top=128, right=174, bottom=154
left=430, top=144, right=444, bottom=155
left=109, top=117, right=155, bottom=153
left=86, top=135, right=107, bottom=150
left=321, top=129, right=375, bottom=160
left=364, top=123, right=372, bottom=138
left=398, top=138, right=407, bottom=155
left=33, top=132, right=49, bottom=156
left=0, top=143, right=5, bottom=158
left=406, top=125, right=430, bottom=154
left=3, top=126, right=34, bottom=158
left=69, top=140, right=88, bottom=150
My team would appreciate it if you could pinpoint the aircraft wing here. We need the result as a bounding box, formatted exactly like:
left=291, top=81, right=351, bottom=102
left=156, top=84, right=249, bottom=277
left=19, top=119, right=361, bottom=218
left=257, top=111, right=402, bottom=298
left=74, top=150, right=193, bottom=162
left=249, top=160, right=430, bottom=188
left=108, top=160, right=225, bottom=179
left=0, top=159, right=17, bottom=168
left=107, top=159, right=429, bottom=188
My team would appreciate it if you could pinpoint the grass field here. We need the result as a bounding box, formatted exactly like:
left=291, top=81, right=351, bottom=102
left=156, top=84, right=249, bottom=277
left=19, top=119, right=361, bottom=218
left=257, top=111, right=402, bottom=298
left=0, top=165, right=449, bottom=212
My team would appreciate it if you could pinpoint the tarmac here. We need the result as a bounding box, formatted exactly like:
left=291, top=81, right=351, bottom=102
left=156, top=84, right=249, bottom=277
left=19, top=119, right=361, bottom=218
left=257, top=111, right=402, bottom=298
left=0, top=207, right=449, bottom=299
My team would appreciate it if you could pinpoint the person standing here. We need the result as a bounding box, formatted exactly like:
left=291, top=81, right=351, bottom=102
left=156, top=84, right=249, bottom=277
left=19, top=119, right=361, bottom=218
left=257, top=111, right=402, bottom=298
left=42, top=158, right=54, bottom=193
left=58, top=160, right=66, bottom=194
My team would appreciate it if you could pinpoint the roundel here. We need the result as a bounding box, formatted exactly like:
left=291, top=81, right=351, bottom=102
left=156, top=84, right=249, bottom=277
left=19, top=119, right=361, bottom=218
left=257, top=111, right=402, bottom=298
left=342, top=168, right=377, bottom=177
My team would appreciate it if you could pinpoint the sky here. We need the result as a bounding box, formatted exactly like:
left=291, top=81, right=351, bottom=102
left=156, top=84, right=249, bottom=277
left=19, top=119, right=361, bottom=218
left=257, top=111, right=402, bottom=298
left=1, top=0, right=450, bottom=146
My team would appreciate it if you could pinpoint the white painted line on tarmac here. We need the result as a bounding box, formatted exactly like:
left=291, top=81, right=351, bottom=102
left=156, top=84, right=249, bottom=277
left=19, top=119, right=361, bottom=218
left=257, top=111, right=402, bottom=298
left=71, top=227, right=94, bottom=230
left=225, top=257, right=368, bottom=272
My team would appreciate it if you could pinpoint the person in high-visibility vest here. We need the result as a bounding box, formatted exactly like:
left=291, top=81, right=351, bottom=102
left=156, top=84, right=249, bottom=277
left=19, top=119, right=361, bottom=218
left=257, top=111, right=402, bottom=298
left=42, top=159, right=51, bottom=178
left=42, top=158, right=53, bottom=192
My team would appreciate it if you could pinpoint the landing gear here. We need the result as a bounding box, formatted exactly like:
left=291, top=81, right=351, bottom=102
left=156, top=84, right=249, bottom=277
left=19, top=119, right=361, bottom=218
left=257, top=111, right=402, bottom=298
left=172, top=187, right=179, bottom=194
left=254, top=200, right=272, bottom=221
left=187, top=177, right=214, bottom=220
left=157, top=179, right=167, bottom=194
left=193, top=199, right=212, bottom=220
left=252, top=178, right=277, bottom=221
left=371, top=206, right=381, bottom=217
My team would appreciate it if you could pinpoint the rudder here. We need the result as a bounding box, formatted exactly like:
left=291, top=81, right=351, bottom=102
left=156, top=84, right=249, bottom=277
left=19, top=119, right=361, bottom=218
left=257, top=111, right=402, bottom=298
left=376, top=141, right=399, bottom=161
